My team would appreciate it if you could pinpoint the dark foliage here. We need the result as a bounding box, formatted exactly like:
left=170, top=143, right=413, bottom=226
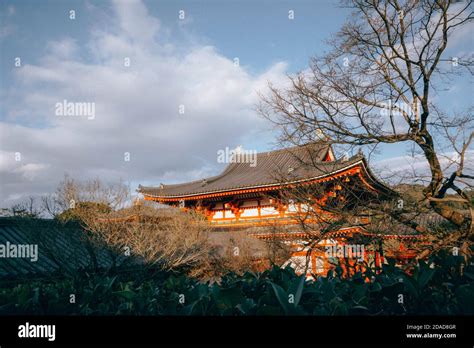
left=1, top=251, right=473, bottom=315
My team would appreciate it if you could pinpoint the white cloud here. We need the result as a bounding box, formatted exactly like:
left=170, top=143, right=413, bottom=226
left=112, top=0, right=160, bottom=44
left=7, top=6, right=15, bottom=16
left=374, top=150, right=474, bottom=186
left=13, top=163, right=50, bottom=181
left=0, top=0, right=288, bottom=207
left=0, top=24, right=13, bottom=39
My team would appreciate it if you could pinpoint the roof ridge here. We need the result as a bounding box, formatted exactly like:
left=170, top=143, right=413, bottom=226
left=148, top=144, right=331, bottom=190
left=137, top=146, right=398, bottom=199
left=256, top=142, right=329, bottom=156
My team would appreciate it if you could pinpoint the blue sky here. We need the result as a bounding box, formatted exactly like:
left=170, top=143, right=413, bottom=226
left=0, top=0, right=472, bottom=206
left=1, top=0, right=348, bottom=76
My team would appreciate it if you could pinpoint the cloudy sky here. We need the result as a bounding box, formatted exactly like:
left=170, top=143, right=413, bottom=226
left=0, top=0, right=473, bottom=208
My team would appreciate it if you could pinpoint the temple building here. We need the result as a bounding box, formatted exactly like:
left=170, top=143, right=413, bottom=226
left=138, top=143, right=422, bottom=277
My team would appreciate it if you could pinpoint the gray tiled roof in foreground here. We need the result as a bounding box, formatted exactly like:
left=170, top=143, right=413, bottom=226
left=0, top=218, right=140, bottom=280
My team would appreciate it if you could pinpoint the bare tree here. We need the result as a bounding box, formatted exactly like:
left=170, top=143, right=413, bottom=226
left=50, top=176, right=213, bottom=273
left=259, top=0, right=473, bottom=260
left=2, top=197, right=42, bottom=218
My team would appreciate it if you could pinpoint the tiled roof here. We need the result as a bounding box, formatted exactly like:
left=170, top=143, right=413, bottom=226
left=0, top=218, right=140, bottom=280
left=366, top=212, right=453, bottom=235
left=138, top=143, right=394, bottom=199
left=243, top=214, right=449, bottom=241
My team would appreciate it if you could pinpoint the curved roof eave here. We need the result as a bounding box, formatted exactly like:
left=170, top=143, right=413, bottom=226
left=139, top=158, right=396, bottom=201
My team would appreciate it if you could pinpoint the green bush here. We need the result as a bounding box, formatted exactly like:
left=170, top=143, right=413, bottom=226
left=0, top=251, right=473, bottom=315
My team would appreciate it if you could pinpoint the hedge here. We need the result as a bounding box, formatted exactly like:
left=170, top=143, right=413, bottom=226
left=1, top=251, right=473, bottom=315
